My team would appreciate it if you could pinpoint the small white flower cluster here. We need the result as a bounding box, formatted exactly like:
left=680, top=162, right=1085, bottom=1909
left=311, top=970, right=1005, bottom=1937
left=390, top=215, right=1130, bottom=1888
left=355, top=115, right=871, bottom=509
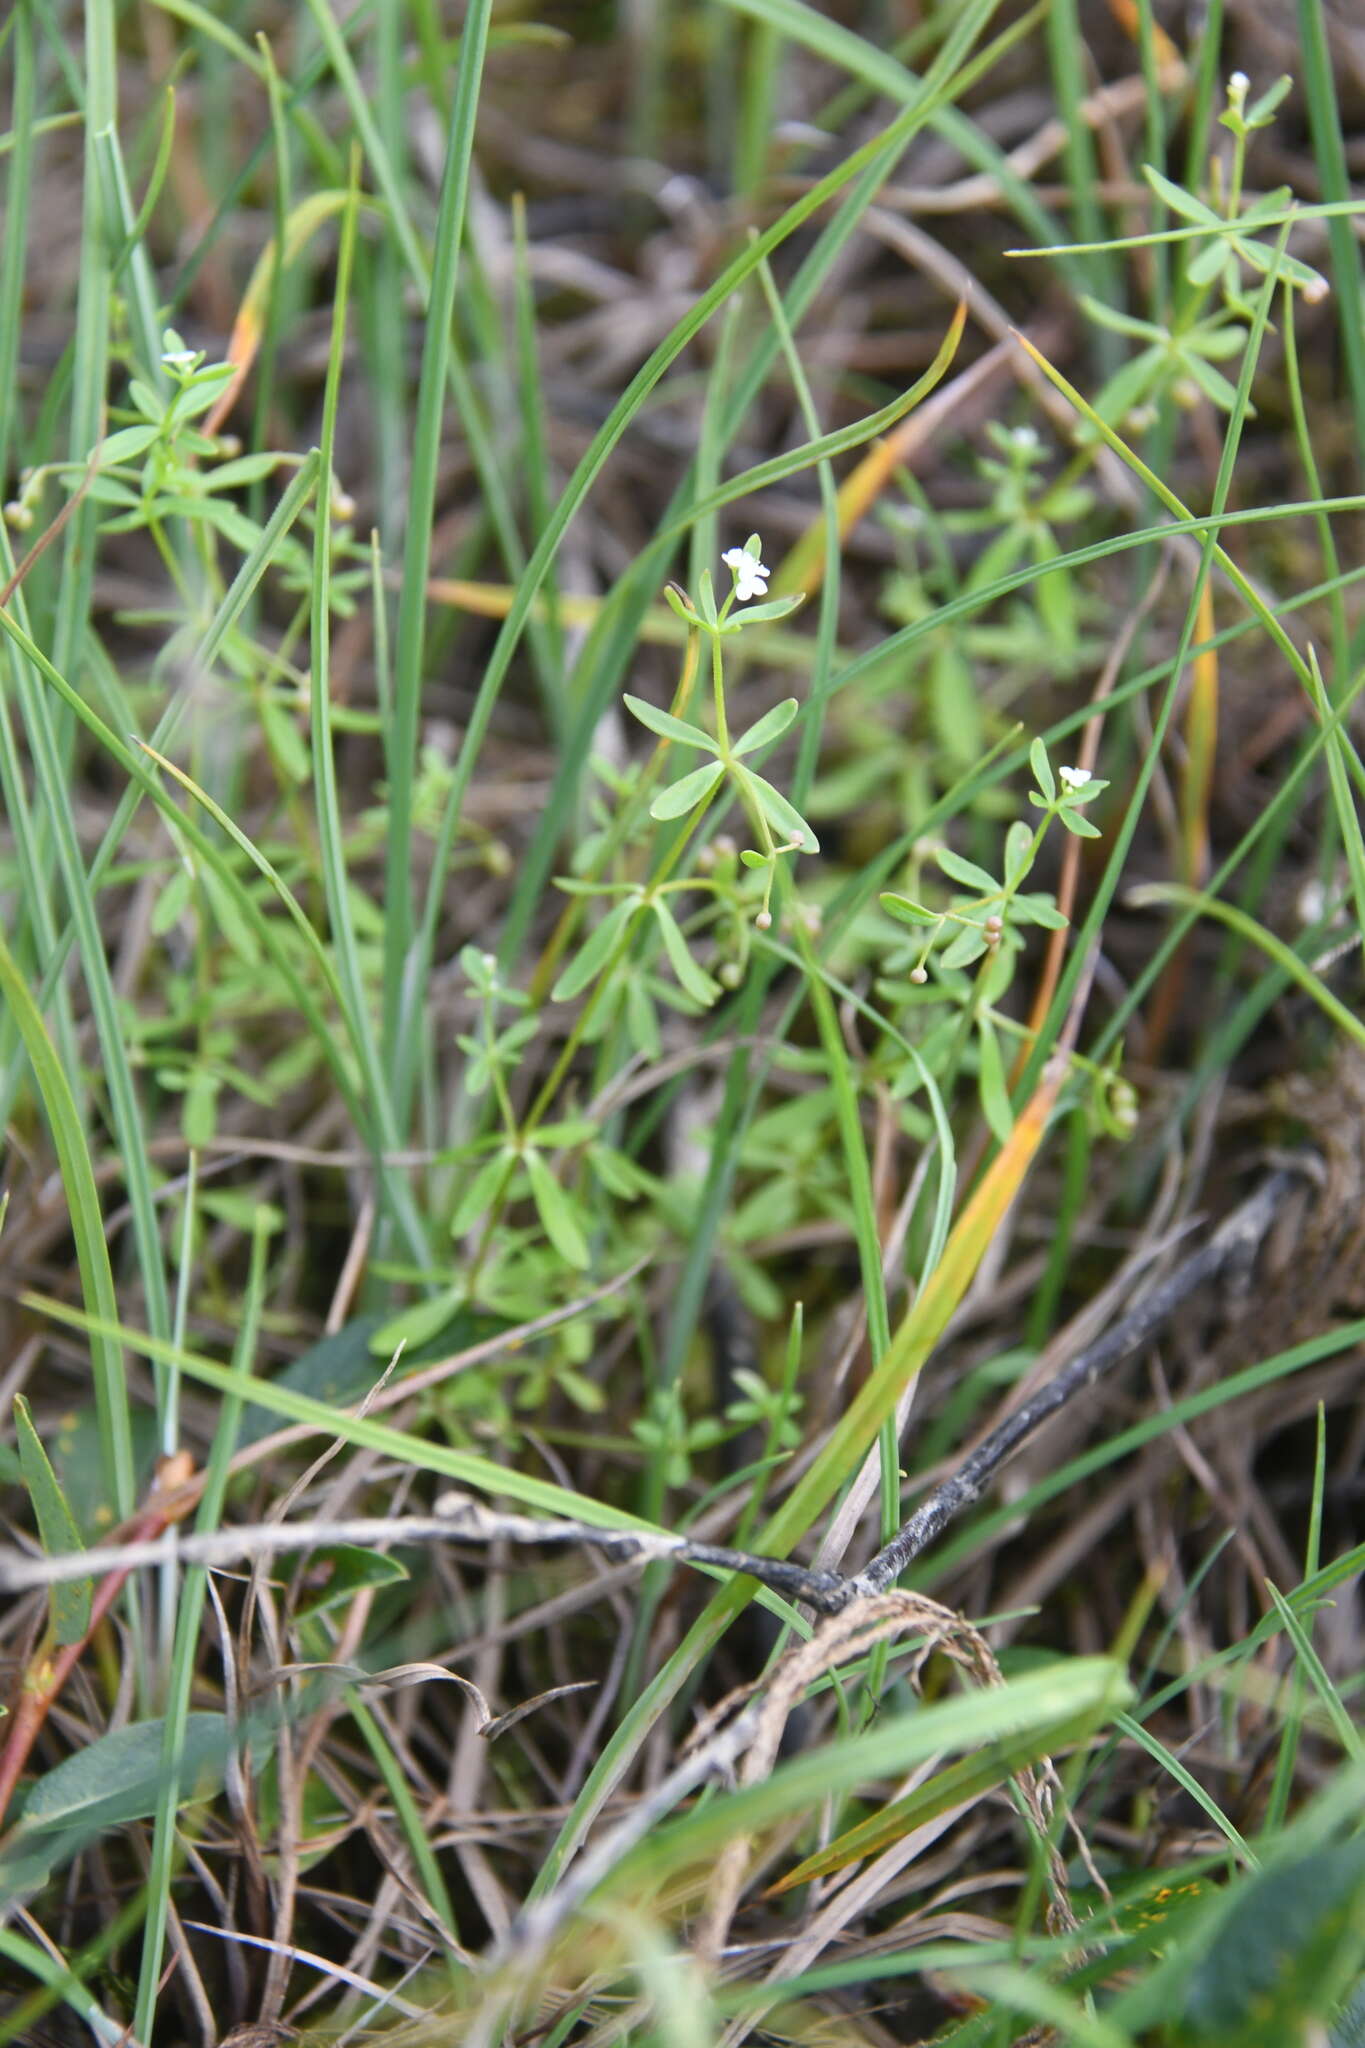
left=1058, top=765, right=1092, bottom=792
left=721, top=544, right=771, bottom=604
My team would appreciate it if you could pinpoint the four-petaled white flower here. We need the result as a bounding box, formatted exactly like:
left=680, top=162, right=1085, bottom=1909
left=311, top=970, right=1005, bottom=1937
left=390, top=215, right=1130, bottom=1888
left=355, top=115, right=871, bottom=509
left=721, top=545, right=771, bottom=604
left=1058, top=765, right=1091, bottom=792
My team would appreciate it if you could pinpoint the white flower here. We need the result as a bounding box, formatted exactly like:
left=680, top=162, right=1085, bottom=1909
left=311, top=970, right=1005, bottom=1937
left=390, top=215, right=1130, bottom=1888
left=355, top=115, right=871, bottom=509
left=1058, top=765, right=1091, bottom=792
left=721, top=545, right=770, bottom=604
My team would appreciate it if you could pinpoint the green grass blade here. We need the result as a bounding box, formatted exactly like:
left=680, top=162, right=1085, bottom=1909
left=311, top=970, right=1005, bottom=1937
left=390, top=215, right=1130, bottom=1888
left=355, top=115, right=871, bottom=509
left=132, top=1213, right=273, bottom=2042
left=0, top=932, right=134, bottom=1522
left=374, top=0, right=492, bottom=1078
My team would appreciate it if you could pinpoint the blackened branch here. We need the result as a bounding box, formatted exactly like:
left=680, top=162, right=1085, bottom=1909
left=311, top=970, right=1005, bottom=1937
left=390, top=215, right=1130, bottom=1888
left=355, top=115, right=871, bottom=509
left=850, top=1163, right=1297, bottom=1598
left=0, top=1164, right=1300, bottom=1607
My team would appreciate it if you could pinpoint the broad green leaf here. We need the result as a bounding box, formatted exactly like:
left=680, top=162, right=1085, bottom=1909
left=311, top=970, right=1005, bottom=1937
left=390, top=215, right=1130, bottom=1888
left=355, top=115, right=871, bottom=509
left=1244, top=76, right=1293, bottom=126
left=1179, top=1840, right=1365, bottom=2046
left=238, top=1314, right=384, bottom=1444
left=44, top=1407, right=161, bottom=1545
left=259, top=693, right=311, bottom=784
left=17, top=1713, right=245, bottom=1830
left=150, top=864, right=193, bottom=936
left=624, top=976, right=662, bottom=1061
left=1230, top=238, right=1325, bottom=293
left=0, top=1711, right=273, bottom=1905
left=294, top=1546, right=409, bottom=1620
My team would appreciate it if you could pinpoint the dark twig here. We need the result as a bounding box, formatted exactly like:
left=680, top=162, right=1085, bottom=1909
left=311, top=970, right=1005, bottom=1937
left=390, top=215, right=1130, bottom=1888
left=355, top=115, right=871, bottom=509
left=850, top=1164, right=1298, bottom=1597
left=0, top=1164, right=1302, bottom=1619
left=0, top=1502, right=851, bottom=1610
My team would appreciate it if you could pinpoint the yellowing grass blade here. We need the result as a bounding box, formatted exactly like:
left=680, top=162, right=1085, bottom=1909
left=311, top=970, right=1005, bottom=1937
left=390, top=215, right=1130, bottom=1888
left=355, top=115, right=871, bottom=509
left=768, top=1699, right=1109, bottom=1895
left=758, top=1053, right=1065, bottom=1558
left=204, top=191, right=374, bottom=437
left=1104, top=0, right=1184, bottom=72
left=772, top=300, right=968, bottom=599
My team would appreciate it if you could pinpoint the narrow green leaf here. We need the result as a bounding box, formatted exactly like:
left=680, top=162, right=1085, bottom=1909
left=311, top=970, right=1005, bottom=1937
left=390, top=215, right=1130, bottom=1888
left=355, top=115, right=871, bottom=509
left=13, top=1396, right=92, bottom=1646
left=1144, top=162, right=1222, bottom=227
left=1029, top=737, right=1055, bottom=799
left=1004, top=820, right=1035, bottom=887
left=880, top=892, right=939, bottom=928
left=531, top=1118, right=601, bottom=1147
left=0, top=932, right=134, bottom=1523
left=649, top=759, right=725, bottom=821
left=737, top=768, right=819, bottom=852
left=551, top=896, right=640, bottom=1001
left=1076, top=293, right=1163, bottom=342
left=623, top=694, right=718, bottom=751
left=729, top=593, right=805, bottom=623
left=95, top=423, right=159, bottom=464
left=450, top=1150, right=513, bottom=1237
left=652, top=897, right=721, bottom=1007
left=936, top=845, right=999, bottom=893
left=1012, top=892, right=1069, bottom=929
left=523, top=1147, right=590, bottom=1269
left=939, top=925, right=989, bottom=970
left=732, top=697, right=799, bottom=757
left=1181, top=349, right=1242, bottom=410
left=975, top=1014, right=1013, bottom=1145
